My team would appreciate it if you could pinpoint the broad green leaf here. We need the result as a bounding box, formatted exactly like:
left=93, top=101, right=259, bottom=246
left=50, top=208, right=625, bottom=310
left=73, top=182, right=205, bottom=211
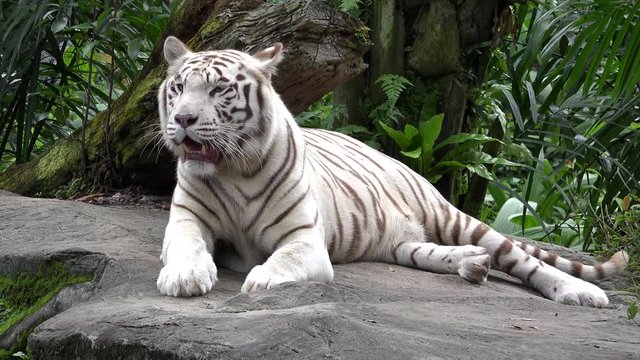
left=492, top=198, right=528, bottom=234
left=509, top=213, right=541, bottom=229
left=434, top=160, right=465, bottom=169
left=433, top=134, right=497, bottom=151
left=401, top=147, right=422, bottom=159
left=521, top=226, right=551, bottom=240
left=487, top=182, right=508, bottom=208
left=560, top=226, right=580, bottom=248
left=51, top=16, right=67, bottom=34
left=564, top=20, right=603, bottom=95
left=598, top=12, right=633, bottom=93
left=127, top=38, right=143, bottom=60
left=70, top=23, right=94, bottom=31
left=419, top=113, right=443, bottom=152
left=583, top=13, right=619, bottom=97
left=501, top=89, right=524, bottom=131
left=464, top=163, right=493, bottom=180
left=95, top=8, right=112, bottom=34
left=613, top=11, right=640, bottom=100
left=537, top=191, right=562, bottom=219
left=522, top=148, right=546, bottom=203
left=524, top=81, right=538, bottom=124
left=11, top=351, right=28, bottom=359
left=335, top=124, right=369, bottom=135
left=488, top=157, right=524, bottom=167
left=420, top=94, right=438, bottom=121
left=378, top=121, right=417, bottom=151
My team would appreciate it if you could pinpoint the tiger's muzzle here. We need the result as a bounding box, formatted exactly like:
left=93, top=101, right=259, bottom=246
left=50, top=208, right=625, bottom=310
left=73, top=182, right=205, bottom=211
left=180, top=136, right=221, bottom=164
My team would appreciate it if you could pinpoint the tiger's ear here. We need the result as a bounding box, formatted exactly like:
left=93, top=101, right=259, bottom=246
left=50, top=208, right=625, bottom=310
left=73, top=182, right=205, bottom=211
left=252, top=43, right=284, bottom=79
left=164, top=36, right=191, bottom=66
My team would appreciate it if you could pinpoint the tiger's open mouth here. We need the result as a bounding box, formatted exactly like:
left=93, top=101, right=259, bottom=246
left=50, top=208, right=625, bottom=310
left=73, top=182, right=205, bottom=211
left=181, top=136, right=221, bottom=163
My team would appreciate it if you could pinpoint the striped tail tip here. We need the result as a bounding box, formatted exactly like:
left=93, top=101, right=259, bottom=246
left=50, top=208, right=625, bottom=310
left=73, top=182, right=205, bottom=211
left=609, top=250, right=630, bottom=271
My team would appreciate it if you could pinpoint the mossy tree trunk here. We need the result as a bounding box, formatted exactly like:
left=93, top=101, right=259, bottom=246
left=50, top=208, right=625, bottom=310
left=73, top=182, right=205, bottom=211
left=0, top=0, right=369, bottom=196
left=369, top=0, right=406, bottom=105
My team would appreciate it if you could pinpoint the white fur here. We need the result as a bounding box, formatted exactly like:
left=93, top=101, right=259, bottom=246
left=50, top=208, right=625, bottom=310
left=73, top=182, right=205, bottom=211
left=155, top=37, right=619, bottom=308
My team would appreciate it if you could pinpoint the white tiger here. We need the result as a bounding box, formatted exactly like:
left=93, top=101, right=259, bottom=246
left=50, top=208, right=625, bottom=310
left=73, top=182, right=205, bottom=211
left=156, top=36, right=628, bottom=307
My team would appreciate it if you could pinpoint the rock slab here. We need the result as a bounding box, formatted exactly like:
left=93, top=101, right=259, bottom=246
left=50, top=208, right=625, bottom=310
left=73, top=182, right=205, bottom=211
left=0, top=192, right=638, bottom=359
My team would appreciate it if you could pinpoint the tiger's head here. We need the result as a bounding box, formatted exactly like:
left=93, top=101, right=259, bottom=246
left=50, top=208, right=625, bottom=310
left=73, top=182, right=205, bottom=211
left=158, top=36, right=284, bottom=177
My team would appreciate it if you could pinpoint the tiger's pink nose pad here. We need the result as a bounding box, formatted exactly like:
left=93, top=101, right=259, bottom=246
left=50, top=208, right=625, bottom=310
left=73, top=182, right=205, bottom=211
left=175, top=114, right=198, bottom=128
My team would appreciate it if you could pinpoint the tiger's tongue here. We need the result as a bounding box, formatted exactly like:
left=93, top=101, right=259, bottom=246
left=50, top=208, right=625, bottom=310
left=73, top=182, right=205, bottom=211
left=182, top=137, right=220, bottom=163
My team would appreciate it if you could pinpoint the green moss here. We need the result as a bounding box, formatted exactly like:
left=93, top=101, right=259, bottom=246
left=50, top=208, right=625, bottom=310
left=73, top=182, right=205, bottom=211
left=84, top=112, right=107, bottom=158
left=121, top=68, right=165, bottom=126
left=0, top=349, right=14, bottom=360
left=0, top=139, right=82, bottom=197
left=108, top=66, right=165, bottom=168
left=199, top=18, right=224, bottom=40
left=0, top=262, right=93, bottom=357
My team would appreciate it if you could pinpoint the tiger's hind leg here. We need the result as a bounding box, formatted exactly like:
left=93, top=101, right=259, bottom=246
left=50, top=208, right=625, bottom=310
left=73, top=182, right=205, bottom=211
left=429, top=205, right=612, bottom=307
left=390, top=242, right=491, bottom=283
left=375, top=216, right=491, bottom=282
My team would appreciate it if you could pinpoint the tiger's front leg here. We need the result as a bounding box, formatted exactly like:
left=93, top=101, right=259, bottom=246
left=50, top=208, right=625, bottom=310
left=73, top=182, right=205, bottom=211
left=241, top=217, right=334, bottom=293
left=156, top=204, right=218, bottom=297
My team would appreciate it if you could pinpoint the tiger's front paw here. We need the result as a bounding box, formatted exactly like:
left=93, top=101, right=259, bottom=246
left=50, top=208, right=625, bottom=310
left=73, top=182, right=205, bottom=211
left=553, top=280, right=609, bottom=308
left=157, top=252, right=218, bottom=297
left=241, top=265, right=295, bottom=293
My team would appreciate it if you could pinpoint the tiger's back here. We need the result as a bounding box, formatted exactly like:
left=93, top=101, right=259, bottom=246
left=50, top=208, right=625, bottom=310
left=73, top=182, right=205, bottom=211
left=303, top=128, right=436, bottom=263
left=304, top=127, right=628, bottom=291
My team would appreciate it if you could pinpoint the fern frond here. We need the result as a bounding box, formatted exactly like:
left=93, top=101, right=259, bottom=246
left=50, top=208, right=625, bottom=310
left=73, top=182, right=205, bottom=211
left=375, top=74, right=413, bottom=105
left=339, top=0, right=360, bottom=13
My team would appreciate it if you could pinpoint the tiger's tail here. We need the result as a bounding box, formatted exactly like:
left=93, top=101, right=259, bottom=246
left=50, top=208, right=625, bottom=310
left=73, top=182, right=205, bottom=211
left=509, top=238, right=629, bottom=282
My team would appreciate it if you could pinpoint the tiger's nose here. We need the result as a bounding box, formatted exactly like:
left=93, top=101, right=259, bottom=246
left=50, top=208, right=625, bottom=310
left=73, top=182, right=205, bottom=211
left=175, top=113, right=198, bottom=128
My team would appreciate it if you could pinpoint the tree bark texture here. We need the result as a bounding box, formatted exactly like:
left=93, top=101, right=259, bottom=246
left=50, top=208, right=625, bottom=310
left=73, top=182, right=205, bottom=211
left=369, top=0, right=406, bottom=105
left=0, top=0, right=369, bottom=196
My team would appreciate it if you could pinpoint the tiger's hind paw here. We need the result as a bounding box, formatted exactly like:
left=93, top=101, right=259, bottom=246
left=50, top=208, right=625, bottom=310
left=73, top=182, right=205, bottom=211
left=554, top=281, right=609, bottom=307
left=458, top=253, right=491, bottom=283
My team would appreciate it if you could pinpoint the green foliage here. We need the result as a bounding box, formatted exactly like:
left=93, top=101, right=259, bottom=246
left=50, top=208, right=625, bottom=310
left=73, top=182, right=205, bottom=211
left=0, top=262, right=93, bottom=358
left=374, top=74, right=413, bottom=120
left=0, top=0, right=177, bottom=171
left=296, top=92, right=382, bottom=149
left=339, top=0, right=360, bottom=13
left=373, top=73, right=517, bottom=184
left=10, top=351, right=29, bottom=360
left=296, top=93, right=348, bottom=129
left=477, top=0, right=640, bottom=254
left=324, top=0, right=370, bottom=18
left=54, top=177, right=93, bottom=198
left=378, top=111, right=521, bottom=184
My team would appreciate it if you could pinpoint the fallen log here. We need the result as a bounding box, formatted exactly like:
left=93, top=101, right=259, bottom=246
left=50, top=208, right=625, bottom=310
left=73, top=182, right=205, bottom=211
left=0, top=0, right=369, bottom=196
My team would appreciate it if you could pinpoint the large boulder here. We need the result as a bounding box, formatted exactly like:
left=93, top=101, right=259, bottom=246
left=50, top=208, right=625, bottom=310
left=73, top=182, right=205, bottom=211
left=0, top=192, right=637, bottom=359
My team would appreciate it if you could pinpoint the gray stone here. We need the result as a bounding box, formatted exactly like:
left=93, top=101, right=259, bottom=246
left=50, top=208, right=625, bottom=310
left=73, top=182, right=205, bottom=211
left=409, top=0, right=461, bottom=78
left=457, top=0, right=500, bottom=47
left=0, top=193, right=638, bottom=359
